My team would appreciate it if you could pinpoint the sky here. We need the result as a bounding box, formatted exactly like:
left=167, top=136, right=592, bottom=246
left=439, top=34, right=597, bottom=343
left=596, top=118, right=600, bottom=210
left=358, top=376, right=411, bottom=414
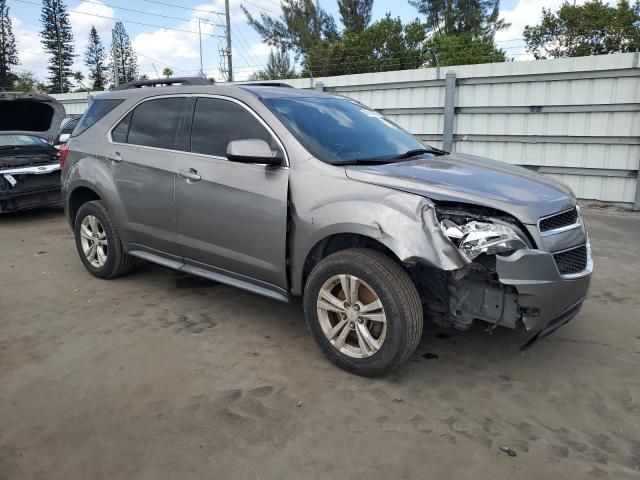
left=5, top=0, right=593, bottom=86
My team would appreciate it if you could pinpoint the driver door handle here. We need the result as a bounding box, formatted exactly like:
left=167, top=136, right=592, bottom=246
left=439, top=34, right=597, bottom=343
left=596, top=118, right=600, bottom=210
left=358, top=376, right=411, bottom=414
left=179, top=168, right=201, bottom=182
left=107, top=152, right=123, bottom=164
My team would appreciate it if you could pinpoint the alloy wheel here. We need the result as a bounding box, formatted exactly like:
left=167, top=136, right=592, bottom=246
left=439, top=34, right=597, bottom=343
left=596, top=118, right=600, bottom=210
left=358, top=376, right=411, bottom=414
left=80, top=215, right=108, bottom=268
left=316, top=274, right=387, bottom=358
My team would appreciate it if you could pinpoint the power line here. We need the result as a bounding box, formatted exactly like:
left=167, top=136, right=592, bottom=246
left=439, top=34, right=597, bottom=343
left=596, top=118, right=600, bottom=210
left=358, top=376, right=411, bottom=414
left=140, top=0, right=225, bottom=17
left=9, top=0, right=226, bottom=38
left=231, top=29, right=261, bottom=66
left=79, top=0, right=225, bottom=28
left=242, top=0, right=280, bottom=16
left=134, top=50, right=176, bottom=71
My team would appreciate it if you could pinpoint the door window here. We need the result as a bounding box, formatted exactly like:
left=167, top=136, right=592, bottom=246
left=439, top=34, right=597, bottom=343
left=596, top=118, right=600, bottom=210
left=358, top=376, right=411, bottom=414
left=190, top=98, right=274, bottom=158
left=114, top=97, right=186, bottom=150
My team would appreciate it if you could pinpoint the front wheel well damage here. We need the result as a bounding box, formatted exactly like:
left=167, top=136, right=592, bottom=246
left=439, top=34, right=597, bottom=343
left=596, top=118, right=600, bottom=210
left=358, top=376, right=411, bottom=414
left=68, top=187, right=101, bottom=224
left=301, top=233, right=402, bottom=290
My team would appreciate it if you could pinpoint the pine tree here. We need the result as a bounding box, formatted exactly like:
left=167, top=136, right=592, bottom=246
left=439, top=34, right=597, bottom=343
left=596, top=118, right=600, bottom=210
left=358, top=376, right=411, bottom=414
left=338, top=0, right=373, bottom=32
left=409, top=0, right=508, bottom=38
left=0, top=0, right=18, bottom=89
left=112, top=21, right=138, bottom=84
left=241, top=0, right=338, bottom=59
left=40, top=0, right=75, bottom=93
left=249, top=48, right=296, bottom=80
left=84, top=25, right=109, bottom=90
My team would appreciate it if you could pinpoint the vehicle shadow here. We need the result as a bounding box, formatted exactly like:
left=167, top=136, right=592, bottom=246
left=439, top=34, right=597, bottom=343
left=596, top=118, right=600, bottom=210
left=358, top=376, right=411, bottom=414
left=0, top=204, right=64, bottom=224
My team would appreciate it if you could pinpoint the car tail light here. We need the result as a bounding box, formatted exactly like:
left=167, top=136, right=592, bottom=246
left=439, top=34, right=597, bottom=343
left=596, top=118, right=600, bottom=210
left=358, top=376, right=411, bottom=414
left=59, top=143, right=70, bottom=168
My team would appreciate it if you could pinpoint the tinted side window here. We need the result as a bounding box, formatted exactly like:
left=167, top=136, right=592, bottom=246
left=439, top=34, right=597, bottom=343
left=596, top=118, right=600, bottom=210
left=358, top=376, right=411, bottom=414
left=61, top=117, right=79, bottom=134
left=72, top=99, right=123, bottom=137
left=127, top=97, right=186, bottom=150
left=191, top=98, right=273, bottom=157
left=111, top=111, right=132, bottom=143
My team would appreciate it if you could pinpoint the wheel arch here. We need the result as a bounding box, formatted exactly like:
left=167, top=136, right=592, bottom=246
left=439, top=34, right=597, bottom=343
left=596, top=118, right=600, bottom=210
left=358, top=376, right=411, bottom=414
left=67, top=185, right=101, bottom=226
left=298, top=232, right=403, bottom=295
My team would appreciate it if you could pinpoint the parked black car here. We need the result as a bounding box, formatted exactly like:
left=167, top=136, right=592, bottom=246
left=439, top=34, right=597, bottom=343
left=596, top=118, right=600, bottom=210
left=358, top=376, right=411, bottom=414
left=53, top=116, right=81, bottom=148
left=0, top=91, right=65, bottom=212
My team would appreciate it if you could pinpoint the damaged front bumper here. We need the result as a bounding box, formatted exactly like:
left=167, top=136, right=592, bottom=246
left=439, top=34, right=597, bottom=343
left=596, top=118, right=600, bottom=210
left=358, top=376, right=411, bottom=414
left=496, top=244, right=592, bottom=348
left=0, top=164, right=62, bottom=213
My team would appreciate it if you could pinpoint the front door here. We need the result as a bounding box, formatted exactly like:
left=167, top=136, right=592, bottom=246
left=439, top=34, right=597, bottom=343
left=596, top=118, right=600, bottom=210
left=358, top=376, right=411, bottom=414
left=174, top=96, right=289, bottom=289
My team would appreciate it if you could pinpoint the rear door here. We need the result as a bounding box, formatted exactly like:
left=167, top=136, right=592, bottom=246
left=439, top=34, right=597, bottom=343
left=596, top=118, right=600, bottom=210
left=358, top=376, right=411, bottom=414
left=174, top=96, right=289, bottom=289
left=100, top=96, right=189, bottom=257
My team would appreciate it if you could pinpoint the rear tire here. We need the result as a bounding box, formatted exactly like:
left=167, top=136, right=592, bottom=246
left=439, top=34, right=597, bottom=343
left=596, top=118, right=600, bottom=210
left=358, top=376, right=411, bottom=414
left=303, top=248, right=423, bottom=376
left=74, top=200, right=134, bottom=279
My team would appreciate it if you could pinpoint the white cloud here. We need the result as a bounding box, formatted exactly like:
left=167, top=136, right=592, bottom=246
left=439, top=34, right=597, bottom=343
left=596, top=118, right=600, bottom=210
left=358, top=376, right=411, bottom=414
left=248, top=43, right=271, bottom=57
left=12, top=16, right=47, bottom=79
left=496, top=0, right=616, bottom=60
left=69, top=1, right=115, bottom=82
left=12, top=2, right=115, bottom=87
left=233, top=65, right=260, bottom=81
left=69, top=0, right=115, bottom=47
left=131, top=1, right=276, bottom=80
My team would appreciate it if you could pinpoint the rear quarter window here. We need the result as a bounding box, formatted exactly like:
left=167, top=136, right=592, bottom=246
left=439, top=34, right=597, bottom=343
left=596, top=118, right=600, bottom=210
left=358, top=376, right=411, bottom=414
left=72, top=99, right=124, bottom=137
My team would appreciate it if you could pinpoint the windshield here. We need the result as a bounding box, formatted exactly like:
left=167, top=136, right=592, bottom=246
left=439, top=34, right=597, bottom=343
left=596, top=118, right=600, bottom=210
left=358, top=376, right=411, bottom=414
left=0, top=134, right=49, bottom=147
left=263, top=96, right=426, bottom=164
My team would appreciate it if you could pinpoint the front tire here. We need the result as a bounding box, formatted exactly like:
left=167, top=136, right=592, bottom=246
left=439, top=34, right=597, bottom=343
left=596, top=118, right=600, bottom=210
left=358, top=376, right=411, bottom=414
left=74, top=200, right=134, bottom=279
left=303, top=248, right=423, bottom=376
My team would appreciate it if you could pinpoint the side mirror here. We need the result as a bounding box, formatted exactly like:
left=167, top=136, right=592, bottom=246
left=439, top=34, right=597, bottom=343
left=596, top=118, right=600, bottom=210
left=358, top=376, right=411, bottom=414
left=57, top=133, right=70, bottom=145
left=226, top=139, right=282, bottom=165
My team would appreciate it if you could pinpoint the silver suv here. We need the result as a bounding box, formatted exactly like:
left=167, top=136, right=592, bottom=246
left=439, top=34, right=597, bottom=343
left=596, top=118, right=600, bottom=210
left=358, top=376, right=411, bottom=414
left=62, top=80, right=592, bottom=376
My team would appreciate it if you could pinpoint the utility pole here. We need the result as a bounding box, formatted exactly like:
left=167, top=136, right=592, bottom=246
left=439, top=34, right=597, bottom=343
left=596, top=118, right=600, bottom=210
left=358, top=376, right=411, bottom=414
left=112, top=28, right=119, bottom=86
left=225, top=0, right=232, bottom=82
left=54, top=2, right=63, bottom=93
left=198, top=18, right=204, bottom=77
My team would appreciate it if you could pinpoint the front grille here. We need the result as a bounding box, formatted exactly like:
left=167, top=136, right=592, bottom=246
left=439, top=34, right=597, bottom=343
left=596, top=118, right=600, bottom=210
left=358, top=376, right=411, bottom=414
left=553, top=245, right=587, bottom=275
left=539, top=208, right=579, bottom=232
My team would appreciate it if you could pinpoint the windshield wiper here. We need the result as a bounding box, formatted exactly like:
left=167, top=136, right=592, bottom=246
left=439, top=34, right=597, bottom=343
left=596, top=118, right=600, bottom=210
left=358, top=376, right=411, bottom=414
left=387, top=147, right=448, bottom=160
left=333, top=147, right=448, bottom=165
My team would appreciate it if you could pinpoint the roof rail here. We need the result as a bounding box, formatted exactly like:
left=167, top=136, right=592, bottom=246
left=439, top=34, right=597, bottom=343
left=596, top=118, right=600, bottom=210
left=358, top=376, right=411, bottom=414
left=237, top=82, right=293, bottom=88
left=113, top=76, right=210, bottom=91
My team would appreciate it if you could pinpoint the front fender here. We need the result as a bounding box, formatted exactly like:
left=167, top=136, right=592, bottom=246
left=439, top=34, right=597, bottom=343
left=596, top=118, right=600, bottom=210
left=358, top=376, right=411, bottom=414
left=289, top=188, right=466, bottom=294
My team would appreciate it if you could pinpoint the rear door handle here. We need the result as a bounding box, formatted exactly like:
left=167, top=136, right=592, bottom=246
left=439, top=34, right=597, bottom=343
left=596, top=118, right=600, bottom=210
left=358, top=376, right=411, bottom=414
left=107, top=152, right=123, bottom=163
left=179, top=168, right=201, bottom=183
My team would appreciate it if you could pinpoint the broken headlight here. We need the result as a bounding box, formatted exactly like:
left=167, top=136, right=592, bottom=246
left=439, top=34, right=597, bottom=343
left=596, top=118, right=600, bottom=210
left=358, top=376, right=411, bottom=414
left=440, top=218, right=529, bottom=262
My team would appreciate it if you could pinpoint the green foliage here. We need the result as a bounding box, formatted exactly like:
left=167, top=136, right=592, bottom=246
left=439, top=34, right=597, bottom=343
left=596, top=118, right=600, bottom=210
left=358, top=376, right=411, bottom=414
left=524, top=0, right=640, bottom=59
left=112, top=21, right=138, bottom=84
left=84, top=26, right=109, bottom=91
left=338, top=0, right=373, bottom=32
left=162, top=67, right=173, bottom=78
left=426, top=33, right=506, bottom=66
left=306, top=15, right=429, bottom=76
left=40, top=0, right=74, bottom=93
left=250, top=48, right=297, bottom=80
left=241, top=0, right=338, bottom=59
left=0, top=0, right=18, bottom=90
left=243, top=0, right=511, bottom=76
left=11, top=71, right=47, bottom=92
left=408, top=0, right=509, bottom=37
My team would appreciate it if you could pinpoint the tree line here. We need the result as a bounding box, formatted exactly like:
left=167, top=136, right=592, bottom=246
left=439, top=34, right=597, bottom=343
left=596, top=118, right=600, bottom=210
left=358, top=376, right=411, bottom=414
left=248, top=0, right=640, bottom=80
left=0, top=0, right=137, bottom=92
left=0, top=0, right=639, bottom=90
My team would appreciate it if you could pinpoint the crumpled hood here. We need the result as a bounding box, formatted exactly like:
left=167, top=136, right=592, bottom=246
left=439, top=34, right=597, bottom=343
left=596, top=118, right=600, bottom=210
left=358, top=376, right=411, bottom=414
left=345, top=153, right=576, bottom=225
left=0, top=91, right=66, bottom=142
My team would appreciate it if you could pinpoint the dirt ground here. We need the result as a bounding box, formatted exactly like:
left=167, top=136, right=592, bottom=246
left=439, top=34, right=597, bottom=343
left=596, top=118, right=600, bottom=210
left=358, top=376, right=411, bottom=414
left=0, top=205, right=639, bottom=480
